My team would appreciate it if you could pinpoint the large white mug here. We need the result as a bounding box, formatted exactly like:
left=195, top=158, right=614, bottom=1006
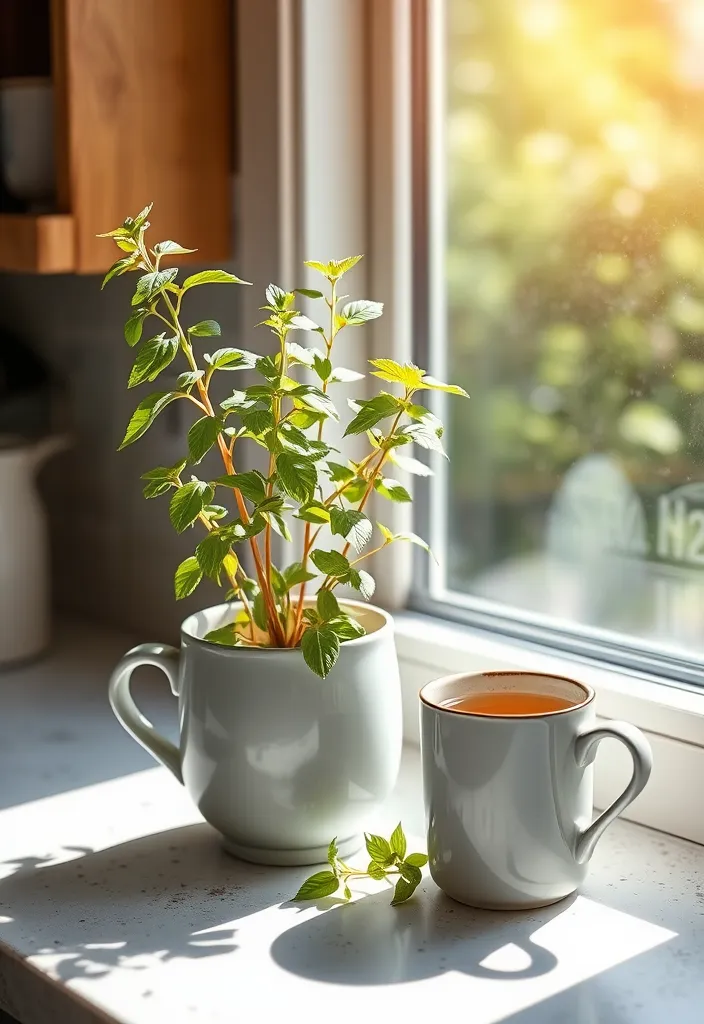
left=109, top=601, right=402, bottom=866
left=420, top=671, right=652, bottom=910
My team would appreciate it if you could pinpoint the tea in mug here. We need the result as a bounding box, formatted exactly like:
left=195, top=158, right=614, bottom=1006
left=441, top=691, right=577, bottom=716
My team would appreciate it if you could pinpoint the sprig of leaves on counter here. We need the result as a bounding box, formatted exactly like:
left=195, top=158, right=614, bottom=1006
left=292, top=823, right=428, bottom=906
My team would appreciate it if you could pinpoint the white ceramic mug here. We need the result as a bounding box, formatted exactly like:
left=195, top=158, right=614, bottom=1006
left=109, top=601, right=402, bottom=866
left=420, top=671, right=652, bottom=910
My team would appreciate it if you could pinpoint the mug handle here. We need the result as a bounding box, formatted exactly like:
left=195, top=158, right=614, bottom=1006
left=573, top=721, right=652, bottom=863
left=109, top=643, right=183, bottom=784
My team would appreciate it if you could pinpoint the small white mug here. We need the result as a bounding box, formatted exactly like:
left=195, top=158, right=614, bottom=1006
left=420, top=671, right=652, bottom=910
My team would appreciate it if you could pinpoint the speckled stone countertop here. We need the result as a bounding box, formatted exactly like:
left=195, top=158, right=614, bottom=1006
left=1, top=621, right=704, bottom=1024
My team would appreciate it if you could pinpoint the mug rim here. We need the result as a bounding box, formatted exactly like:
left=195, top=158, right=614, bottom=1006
left=420, top=670, right=595, bottom=719
left=180, top=598, right=393, bottom=652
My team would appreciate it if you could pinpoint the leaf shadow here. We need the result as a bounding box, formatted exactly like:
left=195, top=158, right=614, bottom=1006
left=0, top=823, right=289, bottom=985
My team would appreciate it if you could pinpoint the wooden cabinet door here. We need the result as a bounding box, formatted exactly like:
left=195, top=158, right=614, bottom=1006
left=54, top=0, right=233, bottom=272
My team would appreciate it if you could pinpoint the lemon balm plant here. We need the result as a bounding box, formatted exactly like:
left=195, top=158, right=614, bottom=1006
left=101, top=206, right=467, bottom=678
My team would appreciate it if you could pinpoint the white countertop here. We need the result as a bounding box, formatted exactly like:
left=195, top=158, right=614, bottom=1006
left=1, top=622, right=704, bottom=1024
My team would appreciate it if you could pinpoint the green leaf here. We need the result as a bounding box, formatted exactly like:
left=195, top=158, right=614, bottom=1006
left=328, top=366, right=365, bottom=384
left=102, top=255, right=138, bottom=289
left=367, top=862, right=387, bottom=881
left=140, top=459, right=187, bottom=482
left=389, top=451, right=433, bottom=477
left=182, top=269, right=252, bottom=291
left=415, top=375, right=468, bottom=397
left=276, top=453, right=318, bottom=504
left=365, top=833, right=393, bottom=865
left=131, top=268, right=178, bottom=306
left=290, top=385, right=339, bottom=420
left=341, top=478, right=367, bottom=503
left=143, top=479, right=171, bottom=499
left=292, top=870, right=340, bottom=901
left=317, top=589, right=340, bottom=622
left=390, top=822, right=407, bottom=860
left=119, top=391, right=181, bottom=448
left=188, top=416, right=223, bottom=464
left=250, top=591, right=267, bottom=631
left=277, top=422, right=320, bottom=457
left=132, top=203, right=153, bottom=230
left=369, top=358, right=425, bottom=389
left=128, top=333, right=179, bottom=387
left=169, top=480, right=213, bottom=532
left=285, top=340, right=320, bottom=366
left=399, top=862, right=423, bottom=886
left=289, top=409, right=324, bottom=430
left=220, top=390, right=257, bottom=414
left=213, top=471, right=267, bottom=504
left=265, top=282, right=294, bottom=309
left=96, top=225, right=133, bottom=239
left=204, top=504, right=228, bottom=520
left=350, top=569, right=375, bottom=600
left=329, top=508, right=372, bottom=552
left=301, top=626, right=340, bottom=678
left=405, top=853, right=428, bottom=868
left=313, top=355, right=332, bottom=381
left=174, top=556, right=203, bottom=599
left=295, top=287, right=324, bottom=299
left=282, top=562, right=317, bottom=590
left=260, top=509, right=292, bottom=543
left=189, top=320, right=221, bottom=337
left=344, top=394, right=401, bottom=436
left=343, top=884, right=352, bottom=901
left=401, top=419, right=446, bottom=456
left=269, top=565, right=286, bottom=596
left=177, top=370, right=205, bottom=390
left=294, top=502, right=331, bottom=524
left=340, top=300, right=384, bottom=325
left=290, top=314, right=322, bottom=332
left=204, top=624, right=241, bottom=647
left=374, top=477, right=412, bottom=503
left=124, top=308, right=148, bottom=347
left=242, top=409, right=275, bottom=437
left=195, top=530, right=232, bottom=581
left=326, top=462, right=355, bottom=483
left=377, top=522, right=394, bottom=543
left=153, top=239, right=197, bottom=256
left=327, top=614, right=366, bottom=641
left=391, top=531, right=437, bottom=562
left=207, top=348, right=258, bottom=371
left=391, top=874, right=421, bottom=906
left=304, top=256, right=363, bottom=281
left=328, top=838, right=339, bottom=870
left=310, top=549, right=352, bottom=577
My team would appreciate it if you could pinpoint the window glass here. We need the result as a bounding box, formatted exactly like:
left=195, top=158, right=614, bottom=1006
left=439, top=0, right=704, bottom=657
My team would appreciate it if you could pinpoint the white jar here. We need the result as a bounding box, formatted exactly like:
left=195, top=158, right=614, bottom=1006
left=0, top=435, right=67, bottom=664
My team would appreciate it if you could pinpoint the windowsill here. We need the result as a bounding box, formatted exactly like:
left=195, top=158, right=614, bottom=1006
left=394, top=610, right=704, bottom=845
left=1, top=623, right=704, bottom=1024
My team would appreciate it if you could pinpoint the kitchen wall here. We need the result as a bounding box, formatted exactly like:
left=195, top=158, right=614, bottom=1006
left=0, top=234, right=250, bottom=641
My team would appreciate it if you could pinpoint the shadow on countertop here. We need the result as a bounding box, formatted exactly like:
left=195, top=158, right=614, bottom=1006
left=0, top=823, right=291, bottom=985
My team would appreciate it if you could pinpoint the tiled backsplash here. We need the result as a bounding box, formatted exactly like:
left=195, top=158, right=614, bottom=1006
left=0, top=258, right=254, bottom=641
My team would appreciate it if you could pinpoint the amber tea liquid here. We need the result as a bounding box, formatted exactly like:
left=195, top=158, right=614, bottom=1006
left=441, top=691, right=577, bottom=716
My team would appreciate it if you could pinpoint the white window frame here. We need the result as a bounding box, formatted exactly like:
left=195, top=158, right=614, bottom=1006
left=238, top=0, right=704, bottom=846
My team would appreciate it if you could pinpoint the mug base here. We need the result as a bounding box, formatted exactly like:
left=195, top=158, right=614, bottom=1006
left=222, top=832, right=363, bottom=867
left=443, top=888, right=577, bottom=912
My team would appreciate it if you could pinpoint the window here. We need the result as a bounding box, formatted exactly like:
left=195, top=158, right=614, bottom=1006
left=414, top=0, right=704, bottom=680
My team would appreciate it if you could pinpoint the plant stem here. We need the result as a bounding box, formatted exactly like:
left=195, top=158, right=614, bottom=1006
left=154, top=275, right=284, bottom=645
left=293, top=279, right=337, bottom=639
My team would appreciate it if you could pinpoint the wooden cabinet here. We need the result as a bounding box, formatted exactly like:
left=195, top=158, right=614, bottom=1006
left=0, top=0, right=233, bottom=274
